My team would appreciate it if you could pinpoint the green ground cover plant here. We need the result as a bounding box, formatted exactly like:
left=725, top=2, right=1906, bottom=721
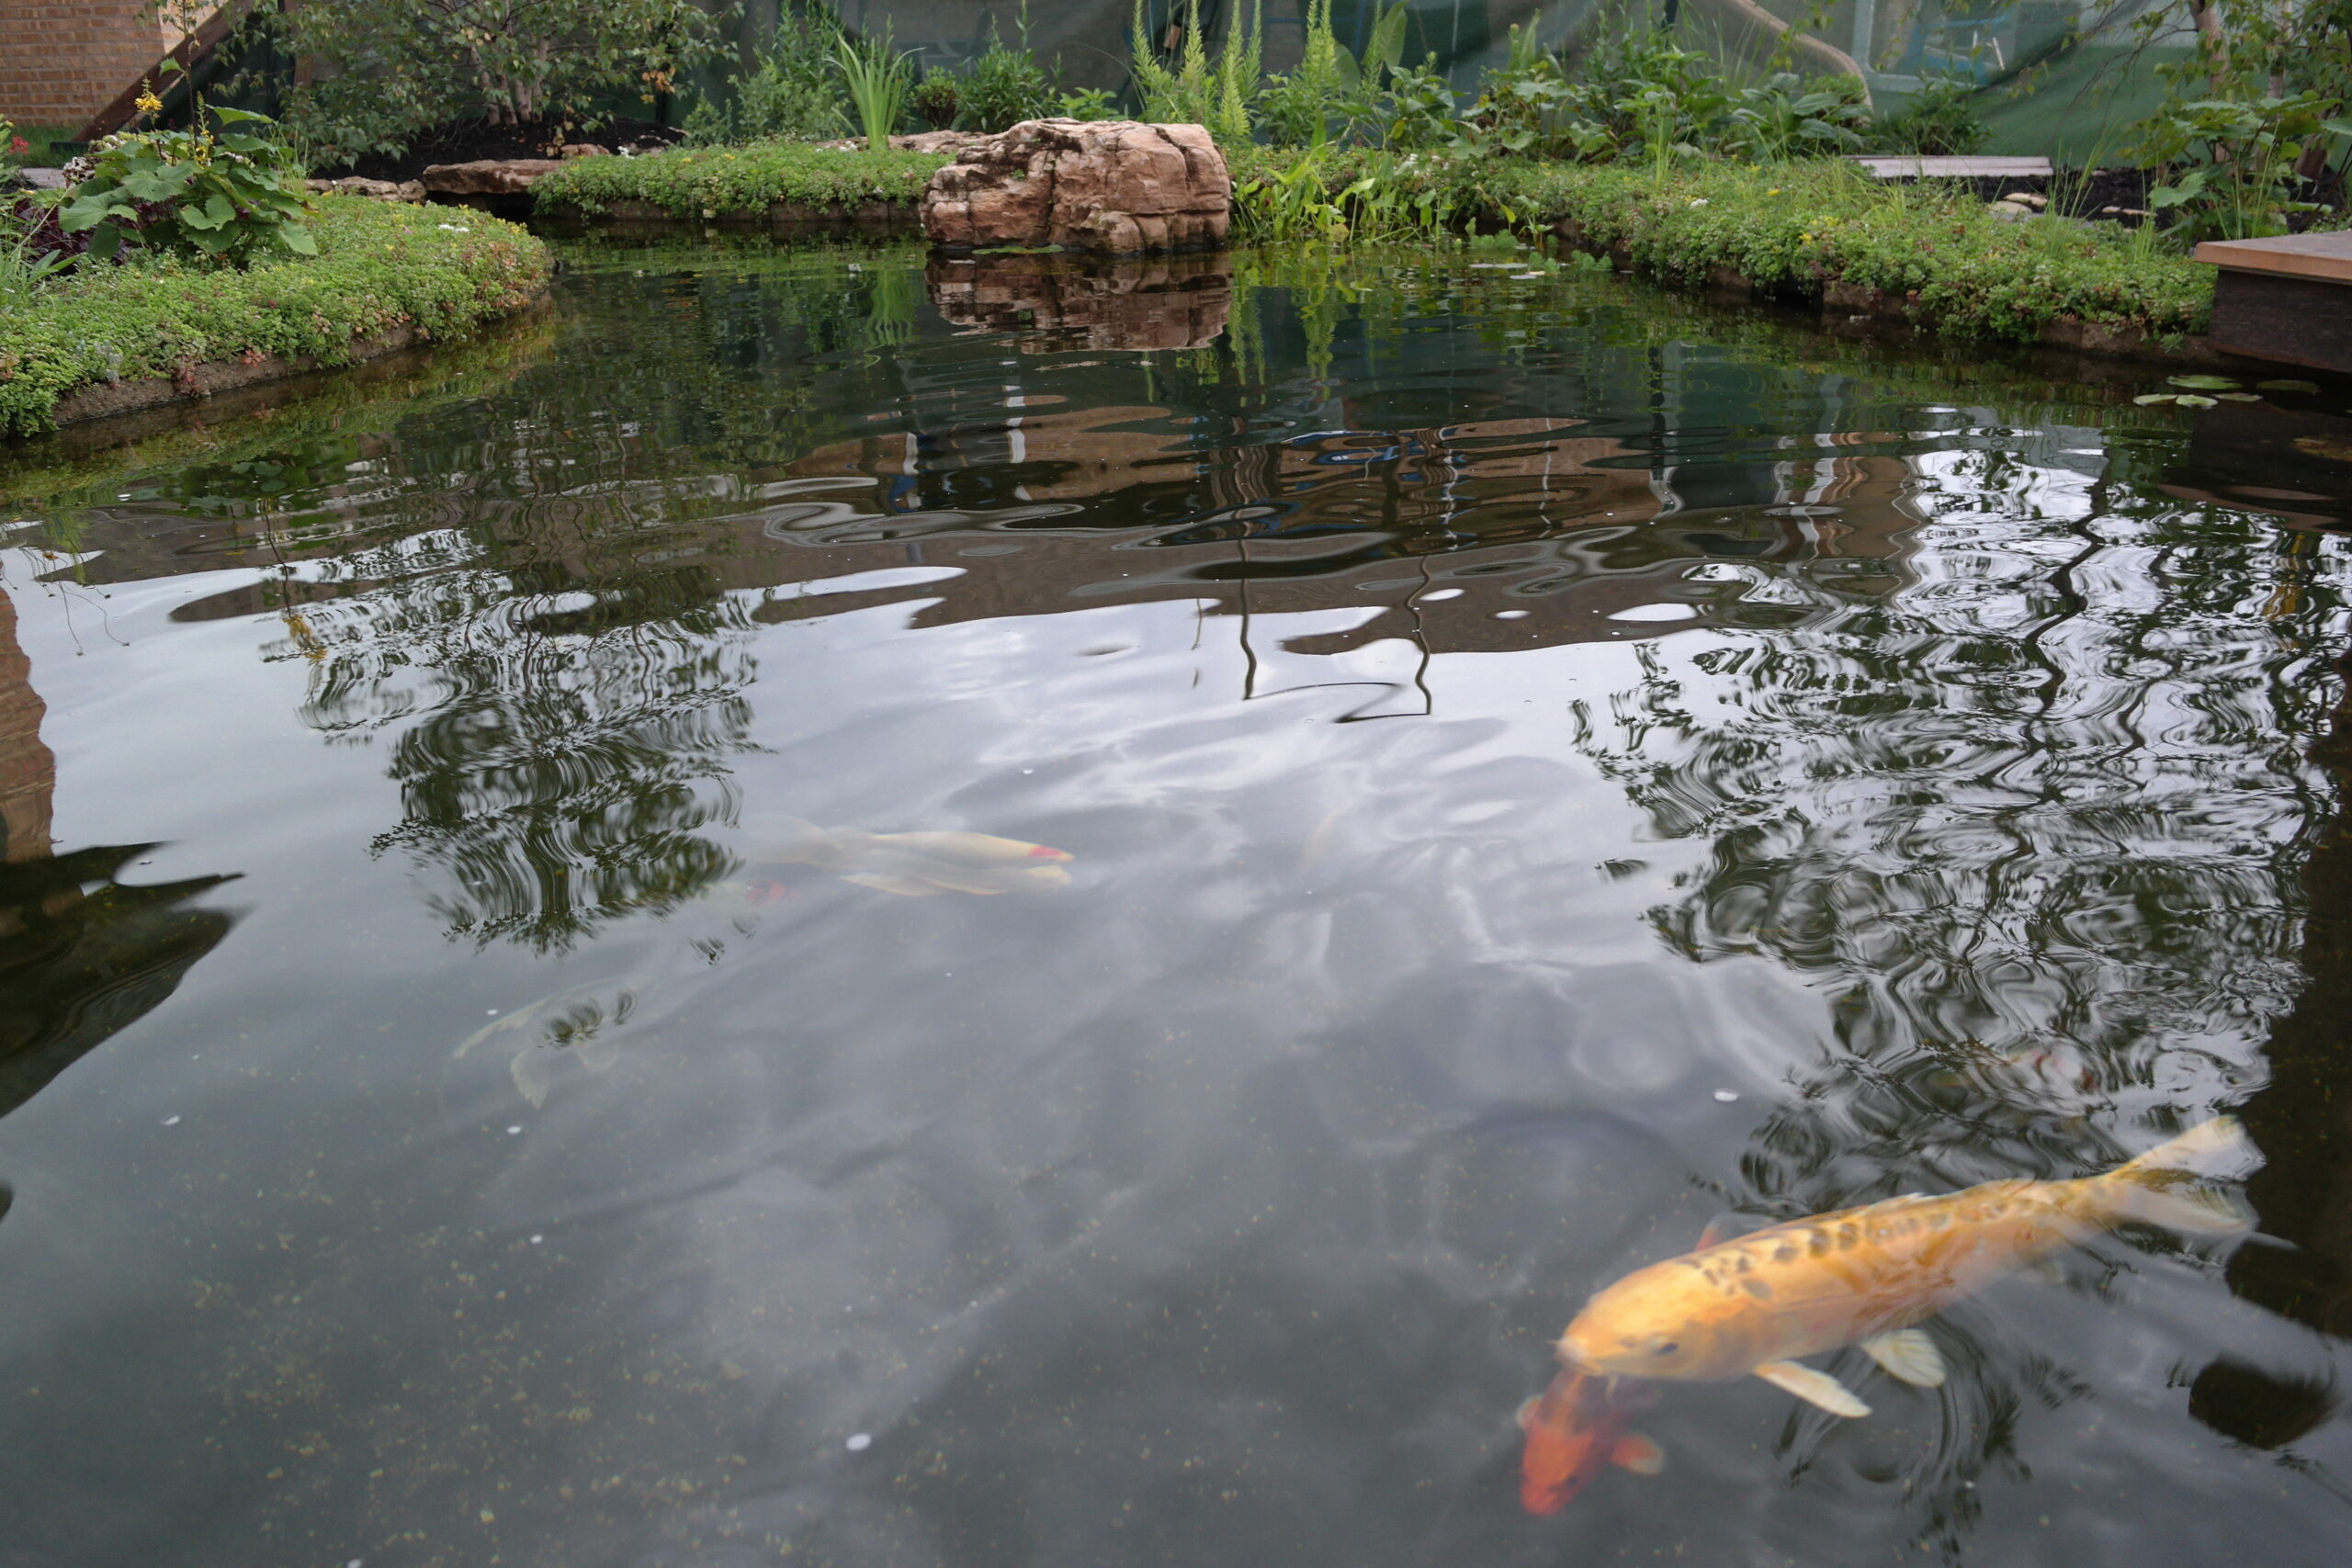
left=0, top=197, right=551, bottom=436
left=531, top=142, right=947, bottom=218
left=1227, top=148, right=2213, bottom=344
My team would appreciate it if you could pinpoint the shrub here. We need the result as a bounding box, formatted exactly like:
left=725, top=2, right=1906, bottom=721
left=255, top=0, right=723, bottom=164
left=835, top=24, right=916, bottom=152
left=958, top=7, right=1058, bottom=133
left=910, top=73, right=962, bottom=131
left=1866, top=79, right=1988, bottom=156
left=683, top=6, right=846, bottom=145
left=0, top=197, right=551, bottom=435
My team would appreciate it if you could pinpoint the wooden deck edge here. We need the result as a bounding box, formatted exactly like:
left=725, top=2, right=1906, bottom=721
left=43, top=286, right=550, bottom=431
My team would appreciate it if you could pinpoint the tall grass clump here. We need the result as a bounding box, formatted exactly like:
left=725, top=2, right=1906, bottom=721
left=835, top=23, right=915, bottom=152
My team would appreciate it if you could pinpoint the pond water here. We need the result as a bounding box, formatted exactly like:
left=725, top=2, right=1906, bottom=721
left=6, top=238, right=2352, bottom=1568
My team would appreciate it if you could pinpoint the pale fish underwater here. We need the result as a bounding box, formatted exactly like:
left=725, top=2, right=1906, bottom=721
left=744, top=814, right=1074, bottom=897
left=1554, top=1117, right=2258, bottom=1419
left=453, top=987, right=638, bottom=1108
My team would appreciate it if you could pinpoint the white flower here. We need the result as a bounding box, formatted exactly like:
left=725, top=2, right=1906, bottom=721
left=437, top=222, right=470, bottom=232
left=1689, top=197, right=1709, bottom=208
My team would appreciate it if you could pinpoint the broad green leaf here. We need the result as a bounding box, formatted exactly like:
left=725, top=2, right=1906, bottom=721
left=2175, top=394, right=2218, bottom=408
left=277, top=223, right=319, bottom=256
left=2132, top=393, right=2179, bottom=405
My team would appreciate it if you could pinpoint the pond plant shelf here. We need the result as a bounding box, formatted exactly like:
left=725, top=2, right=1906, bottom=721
left=2194, top=232, right=2352, bottom=377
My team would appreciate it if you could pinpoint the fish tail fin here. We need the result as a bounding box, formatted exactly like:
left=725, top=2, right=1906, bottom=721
left=2107, top=1116, right=2259, bottom=1236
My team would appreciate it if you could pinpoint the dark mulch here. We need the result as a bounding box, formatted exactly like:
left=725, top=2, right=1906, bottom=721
left=322, top=116, right=685, bottom=182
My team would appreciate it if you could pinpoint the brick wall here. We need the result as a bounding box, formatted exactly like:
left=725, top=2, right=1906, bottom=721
left=0, top=1, right=174, bottom=130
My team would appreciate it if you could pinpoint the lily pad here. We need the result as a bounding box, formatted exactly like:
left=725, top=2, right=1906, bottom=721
left=2214, top=392, right=2264, bottom=401
left=2295, top=434, right=2352, bottom=463
left=2132, top=393, right=2179, bottom=405
left=2258, top=379, right=2321, bottom=393
left=2168, top=374, right=2242, bottom=390
left=2175, top=394, right=2219, bottom=408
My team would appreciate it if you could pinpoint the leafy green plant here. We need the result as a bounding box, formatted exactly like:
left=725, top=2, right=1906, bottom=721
left=835, top=23, right=916, bottom=152
left=683, top=6, right=846, bottom=145
left=60, top=107, right=317, bottom=266
left=251, top=0, right=724, bottom=164
left=1057, top=88, right=1121, bottom=121
left=1377, top=58, right=1459, bottom=151
left=1131, top=0, right=1258, bottom=143
left=1724, top=74, right=1868, bottom=162
left=1260, top=0, right=1355, bottom=147
left=1865, top=78, right=1987, bottom=156
left=2139, top=93, right=2352, bottom=241
left=911, top=72, right=962, bottom=131
left=959, top=6, right=1058, bottom=132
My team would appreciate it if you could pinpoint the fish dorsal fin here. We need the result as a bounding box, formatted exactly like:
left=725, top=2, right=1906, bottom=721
left=1696, top=1212, right=1785, bottom=1250
left=1610, top=1433, right=1665, bottom=1475
left=1860, top=1328, right=1946, bottom=1388
left=1754, top=1360, right=1871, bottom=1418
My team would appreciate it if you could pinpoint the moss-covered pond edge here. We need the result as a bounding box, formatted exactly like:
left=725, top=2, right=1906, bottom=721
left=2, top=197, right=553, bottom=438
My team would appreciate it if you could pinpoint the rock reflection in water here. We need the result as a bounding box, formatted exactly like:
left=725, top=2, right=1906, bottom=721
left=926, top=251, right=1231, bottom=350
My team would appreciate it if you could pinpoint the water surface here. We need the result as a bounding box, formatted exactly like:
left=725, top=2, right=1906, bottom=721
left=5, top=240, right=2352, bottom=1567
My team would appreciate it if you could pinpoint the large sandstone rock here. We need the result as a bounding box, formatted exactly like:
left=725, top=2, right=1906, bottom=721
left=922, top=119, right=1229, bottom=255
left=926, top=252, right=1232, bottom=350
left=420, top=159, right=564, bottom=196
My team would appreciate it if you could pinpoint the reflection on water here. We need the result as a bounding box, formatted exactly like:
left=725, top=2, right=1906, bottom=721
left=3, top=241, right=2352, bottom=1565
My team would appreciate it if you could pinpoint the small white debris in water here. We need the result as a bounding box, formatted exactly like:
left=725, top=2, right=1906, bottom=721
left=506, top=1125, right=523, bottom=1135
left=845, top=1433, right=873, bottom=1451
left=1495, top=609, right=1530, bottom=620
left=162, top=1115, right=182, bottom=1126
left=530, top=1235, right=545, bottom=1245
left=1022, top=768, right=1034, bottom=774
left=487, top=1009, right=500, bottom=1016
left=1713, top=1090, right=1740, bottom=1102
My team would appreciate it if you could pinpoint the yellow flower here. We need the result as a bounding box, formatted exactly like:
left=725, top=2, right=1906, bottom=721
left=135, top=88, right=164, bottom=114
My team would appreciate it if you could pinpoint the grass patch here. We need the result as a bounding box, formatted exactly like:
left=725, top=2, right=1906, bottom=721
left=1231, top=149, right=2215, bottom=344
left=532, top=141, right=951, bottom=218
left=3, top=124, right=78, bottom=168
left=1, top=197, right=552, bottom=436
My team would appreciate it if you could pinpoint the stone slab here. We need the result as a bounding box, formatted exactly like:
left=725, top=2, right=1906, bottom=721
left=1849, top=155, right=2054, bottom=178
left=2194, top=231, right=2352, bottom=284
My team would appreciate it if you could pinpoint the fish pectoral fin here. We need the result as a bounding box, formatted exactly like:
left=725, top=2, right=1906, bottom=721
left=1860, top=1328, right=1946, bottom=1388
left=1754, top=1360, right=1871, bottom=1418
left=839, top=872, right=948, bottom=897
left=1610, top=1433, right=1665, bottom=1475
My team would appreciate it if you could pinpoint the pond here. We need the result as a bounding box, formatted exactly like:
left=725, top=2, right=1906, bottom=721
left=4, top=237, right=2352, bottom=1568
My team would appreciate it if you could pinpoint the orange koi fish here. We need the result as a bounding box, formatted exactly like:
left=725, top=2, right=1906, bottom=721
left=1555, top=1119, right=2255, bottom=1418
left=1518, top=1367, right=1662, bottom=1514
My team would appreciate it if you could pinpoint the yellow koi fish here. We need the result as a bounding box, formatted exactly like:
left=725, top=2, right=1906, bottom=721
left=1555, top=1118, right=2256, bottom=1418
left=748, top=815, right=1073, bottom=897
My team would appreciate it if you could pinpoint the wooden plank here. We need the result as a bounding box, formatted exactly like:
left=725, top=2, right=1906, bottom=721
left=1848, top=155, right=2054, bottom=178
left=2194, top=231, right=2352, bottom=285
left=2206, top=269, right=2352, bottom=375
